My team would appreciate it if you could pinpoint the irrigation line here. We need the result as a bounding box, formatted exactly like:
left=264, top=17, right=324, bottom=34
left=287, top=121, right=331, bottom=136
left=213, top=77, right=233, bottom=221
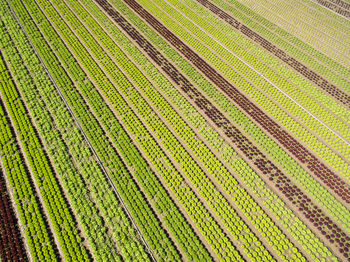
left=6, top=1, right=157, bottom=261
left=161, top=0, right=350, bottom=146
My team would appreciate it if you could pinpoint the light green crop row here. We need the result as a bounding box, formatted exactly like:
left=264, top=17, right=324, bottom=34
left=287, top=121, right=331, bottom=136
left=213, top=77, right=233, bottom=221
left=13, top=0, right=193, bottom=260
left=54, top=0, right=315, bottom=260
left=19, top=0, right=215, bottom=260
left=174, top=0, right=350, bottom=126
left=228, top=0, right=350, bottom=69
left=0, top=54, right=58, bottom=262
left=77, top=1, right=339, bottom=260
left=208, top=0, right=350, bottom=92
left=107, top=0, right=350, bottom=234
left=35, top=0, right=254, bottom=259
left=0, top=20, right=89, bottom=262
left=0, top=6, right=150, bottom=261
left=136, top=0, right=350, bottom=178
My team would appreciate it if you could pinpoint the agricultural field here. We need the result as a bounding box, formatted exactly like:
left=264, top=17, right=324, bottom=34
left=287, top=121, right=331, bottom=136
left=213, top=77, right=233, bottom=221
left=0, top=0, right=349, bottom=260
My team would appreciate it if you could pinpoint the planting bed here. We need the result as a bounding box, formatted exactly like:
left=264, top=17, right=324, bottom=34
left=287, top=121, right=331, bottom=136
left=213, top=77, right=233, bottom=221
left=0, top=0, right=349, bottom=261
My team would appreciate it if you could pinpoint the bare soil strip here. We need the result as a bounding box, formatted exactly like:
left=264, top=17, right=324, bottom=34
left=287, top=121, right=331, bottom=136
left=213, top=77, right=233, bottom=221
left=196, top=0, right=350, bottom=104
left=95, top=0, right=350, bottom=259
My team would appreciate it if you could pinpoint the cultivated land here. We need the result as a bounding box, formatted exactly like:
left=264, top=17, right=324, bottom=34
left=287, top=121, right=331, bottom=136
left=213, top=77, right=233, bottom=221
left=0, top=0, right=349, bottom=261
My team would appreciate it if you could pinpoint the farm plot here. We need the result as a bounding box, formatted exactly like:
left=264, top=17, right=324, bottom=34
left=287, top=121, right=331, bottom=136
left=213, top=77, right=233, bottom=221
left=0, top=0, right=349, bottom=261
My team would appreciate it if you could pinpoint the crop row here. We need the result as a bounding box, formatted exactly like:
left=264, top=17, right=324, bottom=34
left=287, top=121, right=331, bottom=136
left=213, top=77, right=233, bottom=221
left=104, top=0, right=350, bottom=259
left=0, top=5, right=152, bottom=261
left=0, top=147, right=26, bottom=262
left=130, top=0, right=350, bottom=187
left=136, top=0, right=350, bottom=181
left=0, top=10, right=91, bottom=262
left=15, top=0, right=214, bottom=260
left=180, top=0, right=350, bottom=124
left=52, top=0, right=323, bottom=259
left=105, top=0, right=350, bottom=233
left=234, top=0, right=350, bottom=69
left=0, top=77, right=27, bottom=262
left=314, top=0, right=350, bottom=17
left=168, top=0, right=350, bottom=118
left=65, top=0, right=326, bottom=260
left=119, top=0, right=350, bottom=201
left=210, top=0, right=350, bottom=86
left=32, top=0, right=254, bottom=259
left=79, top=0, right=342, bottom=260
left=0, top=168, right=26, bottom=261
left=0, top=169, right=24, bottom=262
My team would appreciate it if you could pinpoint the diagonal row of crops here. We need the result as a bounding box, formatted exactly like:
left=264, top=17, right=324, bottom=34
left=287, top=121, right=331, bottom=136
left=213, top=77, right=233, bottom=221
left=229, top=0, right=350, bottom=67
left=0, top=0, right=349, bottom=261
left=124, top=0, right=350, bottom=180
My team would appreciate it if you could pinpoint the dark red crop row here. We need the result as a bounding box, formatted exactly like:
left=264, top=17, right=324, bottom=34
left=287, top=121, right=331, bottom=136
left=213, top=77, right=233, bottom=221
left=329, top=0, right=350, bottom=10
left=314, top=0, right=350, bottom=18
left=196, top=0, right=350, bottom=107
left=131, top=0, right=350, bottom=203
left=116, top=0, right=350, bottom=204
left=0, top=171, right=26, bottom=261
left=95, top=0, right=350, bottom=259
